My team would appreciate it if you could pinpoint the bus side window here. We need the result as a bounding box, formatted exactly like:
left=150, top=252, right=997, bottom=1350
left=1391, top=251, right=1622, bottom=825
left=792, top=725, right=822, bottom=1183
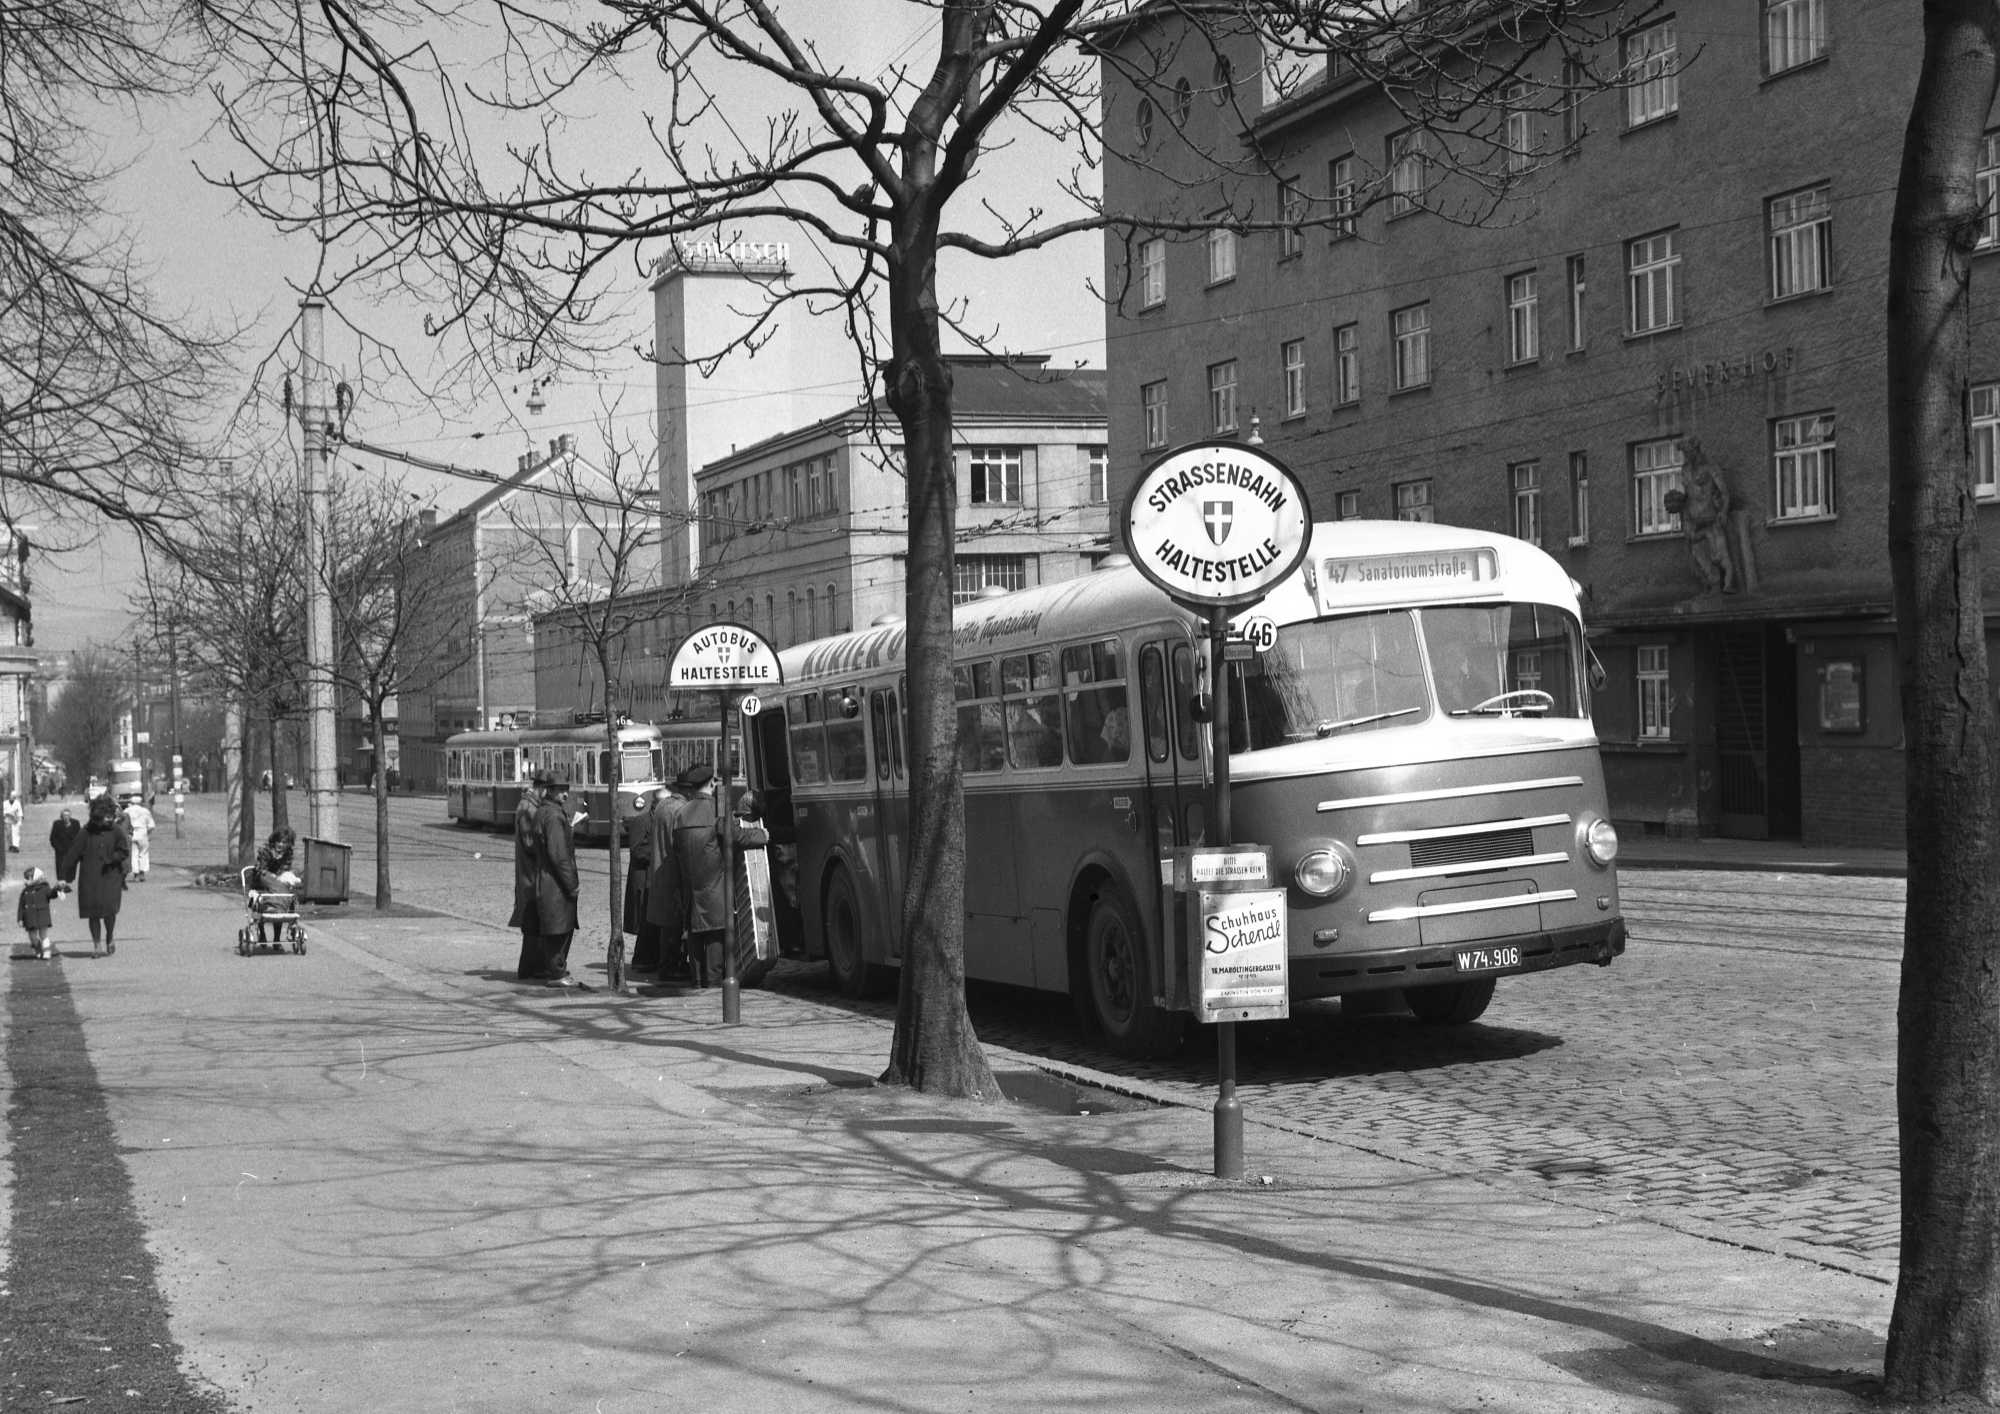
left=1062, top=638, right=1131, bottom=765
left=1139, top=646, right=1170, bottom=764
left=870, top=691, right=891, bottom=781
left=824, top=687, right=869, bottom=781
left=1171, top=643, right=1202, bottom=762
left=788, top=693, right=826, bottom=784
left=887, top=688, right=905, bottom=778
left=1003, top=651, right=1065, bottom=770
left=955, top=662, right=1004, bottom=774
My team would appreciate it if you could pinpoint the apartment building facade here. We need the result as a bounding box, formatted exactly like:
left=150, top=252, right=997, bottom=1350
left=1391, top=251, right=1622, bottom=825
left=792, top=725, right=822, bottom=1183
left=1102, top=0, right=1995, bottom=847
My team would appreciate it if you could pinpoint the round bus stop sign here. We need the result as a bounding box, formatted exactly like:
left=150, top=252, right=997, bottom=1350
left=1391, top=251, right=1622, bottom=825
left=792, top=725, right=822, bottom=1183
left=1122, top=442, right=1312, bottom=609
left=668, top=622, right=785, bottom=691
left=740, top=694, right=762, bottom=718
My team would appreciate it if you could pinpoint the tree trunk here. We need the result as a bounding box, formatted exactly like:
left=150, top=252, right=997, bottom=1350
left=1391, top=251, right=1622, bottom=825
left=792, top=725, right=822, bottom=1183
left=372, top=699, right=392, bottom=909
left=880, top=190, right=1000, bottom=1101
left=1885, top=0, right=2000, bottom=1401
left=267, top=717, right=290, bottom=832
left=228, top=699, right=254, bottom=865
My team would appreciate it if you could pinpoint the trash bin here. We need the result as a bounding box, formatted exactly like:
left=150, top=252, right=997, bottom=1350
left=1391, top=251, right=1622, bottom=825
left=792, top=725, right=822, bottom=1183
left=298, top=837, right=352, bottom=905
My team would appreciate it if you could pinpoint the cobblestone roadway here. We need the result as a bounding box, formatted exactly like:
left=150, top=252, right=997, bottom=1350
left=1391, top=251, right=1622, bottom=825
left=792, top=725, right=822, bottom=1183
left=135, top=794, right=1904, bottom=1273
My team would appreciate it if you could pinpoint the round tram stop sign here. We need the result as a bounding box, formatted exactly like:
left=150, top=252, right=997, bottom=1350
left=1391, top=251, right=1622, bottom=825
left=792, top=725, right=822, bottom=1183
left=1121, top=442, right=1312, bottom=609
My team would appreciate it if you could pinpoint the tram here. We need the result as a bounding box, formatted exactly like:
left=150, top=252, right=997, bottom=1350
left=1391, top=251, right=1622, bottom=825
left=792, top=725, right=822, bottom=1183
left=443, top=721, right=667, bottom=840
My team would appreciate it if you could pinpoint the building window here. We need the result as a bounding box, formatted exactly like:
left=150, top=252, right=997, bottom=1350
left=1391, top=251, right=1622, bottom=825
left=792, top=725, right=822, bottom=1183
left=1333, top=322, right=1360, bottom=404
left=1171, top=76, right=1193, bottom=125
left=1504, top=82, right=1534, bottom=173
left=1627, top=230, right=1680, bottom=333
left=1561, top=58, right=1588, bottom=148
left=1394, top=479, right=1434, bottom=522
left=1764, top=0, right=1827, bottom=73
left=1769, top=186, right=1832, bottom=299
left=1631, top=436, right=1684, bottom=536
left=1208, top=361, right=1239, bottom=433
left=1772, top=411, right=1836, bottom=519
left=953, top=554, right=1029, bottom=603
left=806, top=586, right=818, bottom=637
left=1977, top=134, right=2000, bottom=250
left=1329, top=154, right=1357, bottom=238
left=807, top=459, right=823, bottom=516
left=1507, top=272, right=1540, bottom=363
left=1278, top=179, right=1305, bottom=258
left=788, top=464, right=804, bottom=517
left=1212, top=53, right=1234, bottom=104
left=1569, top=451, right=1591, bottom=543
left=1134, top=97, right=1154, bottom=146
left=1142, top=379, right=1168, bottom=449
left=1207, top=226, right=1238, bottom=284
left=1974, top=383, right=2000, bottom=498
left=1282, top=340, right=1306, bottom=417
left=1138, top=237, right=1166, bottom=308
left=1335, top=489, right=1361, bottom=519
left=968, top=448, right=1023, bottom=505
left=1388, top=129, right=1427, bottom=216
left=1566, top=254, right=1587, bottom=351
left=1086, top=447, right=1109, bottom=503
left=1391, top=303, right=1431, bottom=390
left=1623, top=20, right=1679, bottom=128
left=823, top=455, right=840, bottom=513
left=1637, top=645, right=1672, bottom=739
left=1511, top=461, right=1542, bottom=544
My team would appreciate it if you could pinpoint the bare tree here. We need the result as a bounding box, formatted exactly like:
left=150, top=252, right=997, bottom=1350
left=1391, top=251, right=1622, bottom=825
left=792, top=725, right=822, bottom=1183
left=322, top=471, right=480, bottom=907
left=496, top=431, right=664, bottom=985
left=1883, top=0, right=2000, bottom=1400
left=42, top=647, right=128, bottom=791
left=209, top=1, right=1663, bottom=1098
left=0, top=2, right=233, bottom=544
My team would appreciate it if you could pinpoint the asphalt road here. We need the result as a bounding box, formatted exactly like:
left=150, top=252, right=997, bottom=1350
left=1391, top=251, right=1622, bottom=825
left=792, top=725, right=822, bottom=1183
left=79, top=790, right=1902, bottom=1273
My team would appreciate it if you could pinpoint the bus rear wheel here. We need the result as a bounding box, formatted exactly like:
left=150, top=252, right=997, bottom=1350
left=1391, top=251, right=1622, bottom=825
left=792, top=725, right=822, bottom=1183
left=824, top=868, right=890, bottom=999
left=1084, top=888, right=1183, bottom=1059
left=1404, top=977, right=1496, bottom=1025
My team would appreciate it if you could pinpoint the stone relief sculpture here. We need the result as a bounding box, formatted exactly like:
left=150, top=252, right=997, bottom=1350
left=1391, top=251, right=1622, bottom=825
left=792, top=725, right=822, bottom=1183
left=1662, top=436, right=1739, bottom=594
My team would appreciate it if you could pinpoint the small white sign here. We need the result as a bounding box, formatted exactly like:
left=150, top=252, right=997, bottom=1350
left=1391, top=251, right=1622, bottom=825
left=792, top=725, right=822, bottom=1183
left=669, top=622, right=785, bottom=690
left=1189, top=851, right=1270, bottom=885
left=1196, top=888, right=1291, bottom=1023
left=1123, top=443, right=1312, bottom=608
left=1318, top=548, right=1499, bottom=612
left=1235, top=615, right=1279, bottom=653
left=740, top=694, right=763, bottom=718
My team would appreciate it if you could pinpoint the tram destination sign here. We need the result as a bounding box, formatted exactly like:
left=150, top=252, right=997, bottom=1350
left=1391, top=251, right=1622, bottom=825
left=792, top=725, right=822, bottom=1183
left=668, top=622, right=785, bottom=690
left=1122, top=442, right=1313, bottom=609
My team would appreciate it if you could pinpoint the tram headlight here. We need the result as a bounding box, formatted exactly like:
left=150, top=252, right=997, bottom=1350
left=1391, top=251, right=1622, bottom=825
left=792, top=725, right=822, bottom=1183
left=1295, top=847, right=1352, bottom=898
left=1582, top=816, right=1619, bottom=867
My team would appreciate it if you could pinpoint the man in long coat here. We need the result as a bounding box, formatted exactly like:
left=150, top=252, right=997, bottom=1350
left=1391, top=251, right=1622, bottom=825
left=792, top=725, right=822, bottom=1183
left=533, top=775, right=581, bottom=985
left=645, top=770, right=692, bottom=981
left=672, top=764, right=730, bottom=987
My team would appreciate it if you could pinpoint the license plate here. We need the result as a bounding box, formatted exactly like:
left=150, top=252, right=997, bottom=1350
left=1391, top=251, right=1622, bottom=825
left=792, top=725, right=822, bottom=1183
left=1455, top=945, right=1521, bottom=972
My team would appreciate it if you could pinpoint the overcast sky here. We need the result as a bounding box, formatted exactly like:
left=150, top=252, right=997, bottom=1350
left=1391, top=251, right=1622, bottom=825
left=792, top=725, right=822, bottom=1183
left=43, top=3, right=1109, bottom=654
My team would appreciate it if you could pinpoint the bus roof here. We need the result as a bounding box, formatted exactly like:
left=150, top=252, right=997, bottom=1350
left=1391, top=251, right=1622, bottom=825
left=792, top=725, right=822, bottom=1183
left=776, top=520, right=1582, bottom=689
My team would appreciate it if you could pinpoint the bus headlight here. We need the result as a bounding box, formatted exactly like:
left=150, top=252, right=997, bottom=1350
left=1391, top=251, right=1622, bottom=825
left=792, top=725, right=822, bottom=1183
left=1582, top=817, right=1619, bottom=867
left=1295, top=848, right=1352, bottom=898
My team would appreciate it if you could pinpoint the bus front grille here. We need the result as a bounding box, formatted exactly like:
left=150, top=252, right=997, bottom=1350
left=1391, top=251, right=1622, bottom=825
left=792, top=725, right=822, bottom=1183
left=1407, top=827, right=1536, bottom=869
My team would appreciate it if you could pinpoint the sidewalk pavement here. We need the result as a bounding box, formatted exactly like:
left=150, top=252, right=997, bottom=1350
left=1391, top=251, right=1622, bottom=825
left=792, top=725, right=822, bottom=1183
left=34, top=866, right=1894, bottom=1413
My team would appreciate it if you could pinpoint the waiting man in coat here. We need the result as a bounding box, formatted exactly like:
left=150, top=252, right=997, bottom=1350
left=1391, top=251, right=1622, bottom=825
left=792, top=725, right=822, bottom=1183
left=512, top=768, right=582, bottom=987
left=509, top=769, right=547, bottom=981
left=644, top=768, right=692, bottom=982
left=672, top=763, right=752, bottom=988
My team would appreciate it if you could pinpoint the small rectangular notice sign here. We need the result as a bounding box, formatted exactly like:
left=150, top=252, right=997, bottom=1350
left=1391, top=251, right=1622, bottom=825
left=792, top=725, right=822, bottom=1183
left=1186, top=851, right=1270, bottom=886
left=1195, top=887, right=1290, bottom=1023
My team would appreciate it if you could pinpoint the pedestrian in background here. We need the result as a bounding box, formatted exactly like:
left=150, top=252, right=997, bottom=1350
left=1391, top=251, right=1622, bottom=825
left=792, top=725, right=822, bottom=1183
left=672, top=763, right=733, bottom=987
left=646, top=769, right=692, bottom=982
left=60, top=794, right=129, bottom=957
left=510, top=769, right=580, bottom=986
left=17, top=866, right=54, bottom=960
left=624, top=787, right=660, bottom=974
left=123, top=797, right=157, bottom=881
left=509, top=769, right=546, bottom=981
left=49, top=807, right=80, bottom=884
left=3, top=788, right=22, bottom=852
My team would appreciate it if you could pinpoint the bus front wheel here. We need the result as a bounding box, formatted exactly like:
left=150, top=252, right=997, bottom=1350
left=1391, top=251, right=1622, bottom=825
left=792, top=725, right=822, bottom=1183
left=1404, top=978, right=1496, bottom=1025
left=824, top=868, right=890, bottom=999
left=1084, top=889, right=1183, bottom=1059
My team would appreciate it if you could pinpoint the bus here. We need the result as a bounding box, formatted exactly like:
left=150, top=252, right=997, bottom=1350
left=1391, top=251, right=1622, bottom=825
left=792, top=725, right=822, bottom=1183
left=444, top=722, right=666, bottom=840
left=744, top=520, right=1626, bottom=1057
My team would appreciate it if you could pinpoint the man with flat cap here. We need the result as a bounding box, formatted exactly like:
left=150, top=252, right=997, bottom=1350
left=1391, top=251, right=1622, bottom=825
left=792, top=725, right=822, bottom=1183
left=672, top=762, right=728, bottom=986
left=510, top=765, right=581, bottom=985
left=644, top=766, right=693, bottom=982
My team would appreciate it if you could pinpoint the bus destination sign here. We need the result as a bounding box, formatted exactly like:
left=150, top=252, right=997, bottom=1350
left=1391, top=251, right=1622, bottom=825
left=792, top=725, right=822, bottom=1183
left=668, top=623, right=785, bottom=690
left=1122, top=442, right=1313, bottom=609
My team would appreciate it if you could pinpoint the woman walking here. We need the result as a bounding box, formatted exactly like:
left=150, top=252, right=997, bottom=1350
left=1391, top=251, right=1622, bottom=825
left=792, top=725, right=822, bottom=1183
left=60, top=795, right=130, bottom=956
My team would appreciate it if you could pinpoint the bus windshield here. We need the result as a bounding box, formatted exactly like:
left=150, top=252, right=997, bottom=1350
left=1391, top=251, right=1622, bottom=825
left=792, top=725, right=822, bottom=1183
left=1230, top=602, right=1586, bottom=752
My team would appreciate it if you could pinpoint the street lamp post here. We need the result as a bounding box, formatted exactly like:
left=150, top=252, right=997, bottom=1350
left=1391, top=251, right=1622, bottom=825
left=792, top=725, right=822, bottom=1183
left=299, top=297, right=340, bottom=843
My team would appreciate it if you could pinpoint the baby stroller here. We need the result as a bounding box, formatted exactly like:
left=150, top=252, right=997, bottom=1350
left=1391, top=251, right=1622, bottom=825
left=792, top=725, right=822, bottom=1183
left=238, top=866, right=307, bottom=955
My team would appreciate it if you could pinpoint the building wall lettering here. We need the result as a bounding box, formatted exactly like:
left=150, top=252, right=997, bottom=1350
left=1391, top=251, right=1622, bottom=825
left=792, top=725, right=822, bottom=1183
left=1654, top=347, right=1797, bottom=401
left=670, top=239, right=792, bottom=274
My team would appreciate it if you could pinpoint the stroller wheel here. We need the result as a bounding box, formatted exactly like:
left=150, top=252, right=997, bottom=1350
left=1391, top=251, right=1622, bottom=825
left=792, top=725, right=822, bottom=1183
left=237, top=927, right=251, bottom=956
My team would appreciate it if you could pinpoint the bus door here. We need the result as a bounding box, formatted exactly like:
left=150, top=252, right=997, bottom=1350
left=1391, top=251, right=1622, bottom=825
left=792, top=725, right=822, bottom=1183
left=1136, top=640, right=1205, bottom=931
left=868, top=686, right=908, bottom=959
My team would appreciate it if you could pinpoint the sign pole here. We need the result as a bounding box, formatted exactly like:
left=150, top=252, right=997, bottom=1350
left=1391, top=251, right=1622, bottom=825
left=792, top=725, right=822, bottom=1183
left=719, top=689, right=741, bottom=1025
left=1207, top=603, right=1243, bottom=1180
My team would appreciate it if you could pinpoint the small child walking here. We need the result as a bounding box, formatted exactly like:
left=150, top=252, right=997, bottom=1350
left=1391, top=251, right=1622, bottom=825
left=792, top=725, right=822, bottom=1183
left=18, top=865, right=54, bottom=959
